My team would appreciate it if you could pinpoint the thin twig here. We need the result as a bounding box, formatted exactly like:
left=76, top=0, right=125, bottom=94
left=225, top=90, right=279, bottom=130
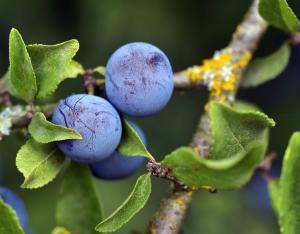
left=83, top=69, right=106, bottom=97
left=148, top=1, right=268, bottom=233
left=0, top=104, right=56, bottom=142
left=0, top=79, right=12, bottom=107
left=174, top=71, right=203, bottom=89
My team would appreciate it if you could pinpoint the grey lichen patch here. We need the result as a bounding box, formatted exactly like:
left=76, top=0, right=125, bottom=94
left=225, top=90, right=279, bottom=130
left=0, top=105, right=27, bottom=136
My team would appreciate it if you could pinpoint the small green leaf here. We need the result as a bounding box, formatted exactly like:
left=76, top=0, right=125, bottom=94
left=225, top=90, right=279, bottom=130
left=0, top=198, right=24, bottom=234
left=241, top=43, right=290, bottom=88
left=210, top=102, right=275, bottom=159
left=63, top=60, right=84, bottom=79
left=28, top=112, right=82, bottom=143
left=268, top=132, right=300, bottom=234
left=95, top=174, right=151, bottom=233
left=56, top=162, right=102, bottom=234
left=162, top=143, right=265, bottom=189
left=16, top=139, right=66, bottom=189
left=118, top=120, right=154, bottom=160
left=9, top=28, right=37, bottom=102
left=93, top=66, right=106, bottom=76
left=27, top=40, right=79, bottom=99
left=162, top=102, right=275, bottom=189
left=259, top=0, right=300, bottom=32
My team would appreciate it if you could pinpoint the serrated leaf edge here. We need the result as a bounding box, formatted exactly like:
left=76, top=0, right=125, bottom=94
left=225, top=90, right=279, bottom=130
left=28, top=112, right=82, bottom=143
left=27, top=39, right=80, bottom=99
left=9, top=28, right=37, bottom=102
left=0, top=198, right=24, bottom=234
left=19, top=147, right=65, bottom=189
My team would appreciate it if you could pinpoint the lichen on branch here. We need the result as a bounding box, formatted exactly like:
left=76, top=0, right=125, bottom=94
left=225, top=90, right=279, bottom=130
left=0, top=105, right=27, bottom=139
left=186, top=48, right=251, bottom=104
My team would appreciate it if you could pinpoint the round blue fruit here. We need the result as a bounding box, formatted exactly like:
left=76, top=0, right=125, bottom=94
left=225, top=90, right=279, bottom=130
left=0, top=187, right=27, bottom=230
left=90, top=121, right=146, bottom=180
left=52, top=94, right=122, bottom=163
left=105, top=42, right=174, bottom=116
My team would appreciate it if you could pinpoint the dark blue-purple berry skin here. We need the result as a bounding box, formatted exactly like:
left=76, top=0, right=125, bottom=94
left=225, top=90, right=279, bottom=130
left=105, top=42, right=174, bottom=117
left=52, top=94, right=122, bottom=163
left=0, top=187, right=28, bottom=230
left=90, top=121, right=146, bottom=180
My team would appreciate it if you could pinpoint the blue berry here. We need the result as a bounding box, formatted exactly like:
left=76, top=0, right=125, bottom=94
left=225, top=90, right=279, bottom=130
left=52, top=94, right=122, bottom=163
left=105, top=42, right=174, bottom=116
left=0, top=187, right=27, bottom=230
left=90, top=121, right=146, bottom=179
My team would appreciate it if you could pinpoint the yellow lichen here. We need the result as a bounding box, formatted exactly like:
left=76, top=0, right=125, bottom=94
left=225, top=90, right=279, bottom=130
left=239, top=52, right=252, bottom=67
left=235, top=24, right=243, bottom=33
left=169, top=224, right=177, bottom=230
left=187, top=190, right=194, bottom=196
left=176, top=196, right=187, bottom=209
left=187, top=48, right=252, bottom=107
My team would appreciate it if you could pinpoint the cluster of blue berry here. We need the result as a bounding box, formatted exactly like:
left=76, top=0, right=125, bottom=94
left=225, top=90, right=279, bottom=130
left=0, top=43, right=173, bottom=232
left=52, top=42, right=173, bottom=180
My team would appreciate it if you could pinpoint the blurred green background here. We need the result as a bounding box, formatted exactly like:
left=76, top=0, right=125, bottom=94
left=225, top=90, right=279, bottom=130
left=1, top=0, right=300, bottom=233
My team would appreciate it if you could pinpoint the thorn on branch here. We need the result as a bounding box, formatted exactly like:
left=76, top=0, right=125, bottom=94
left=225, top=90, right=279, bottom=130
left=258, top=152, right=277, bottom=182
left=258, top=152, right=276, bottom=171
left=288, top=32, right=300, bottom=46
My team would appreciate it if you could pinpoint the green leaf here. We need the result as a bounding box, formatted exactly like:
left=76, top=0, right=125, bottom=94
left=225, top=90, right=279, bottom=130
left=161, top=102, right=275, bottom=189
left=95, top=174, right=151, bottom=233
left=241, top=43, right=290, bottom=88
left=162, top=143, right=266, bottom=189
left=268, top=179, right=281, bottom=217
left=0, top=198, right=24, bottom=234
left=279, top=132, right=300, bottom=234
left=8, top=28, right=37, bottom=102
left=210, top=102, right=275, bottom=159
left=56, top=162, right=102, bottom=234
left=93, top=66, right=106, bottom=76
left=16, top=139, right=66, bottom=189
left=268, top=132, right=300, bottom=234
left=63, top=60, right=84, bottom=79
left=259, top=0, right=300, bottom=32
left=27, top=40, right=79, bottom=99
left=117, top=119, right=154, bottom=160
left=28, top=112, right=82, bottom=143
